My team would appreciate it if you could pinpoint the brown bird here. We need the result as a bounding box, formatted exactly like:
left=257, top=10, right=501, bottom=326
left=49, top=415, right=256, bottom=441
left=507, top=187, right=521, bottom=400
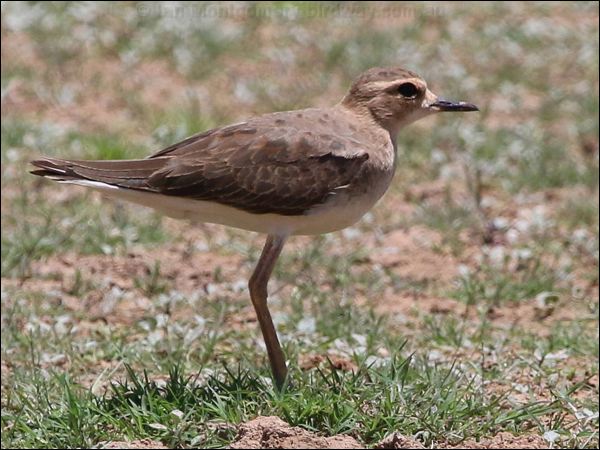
left=31, top=67, right=478, bottom=389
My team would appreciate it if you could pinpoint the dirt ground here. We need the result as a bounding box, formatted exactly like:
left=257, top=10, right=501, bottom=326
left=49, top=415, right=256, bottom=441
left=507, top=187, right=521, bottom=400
left=97, top=416, right=549, bottom=449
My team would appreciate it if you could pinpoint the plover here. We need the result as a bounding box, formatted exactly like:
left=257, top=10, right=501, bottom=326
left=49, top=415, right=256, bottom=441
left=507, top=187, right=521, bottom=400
left=31, top=67, right=478, bottom=388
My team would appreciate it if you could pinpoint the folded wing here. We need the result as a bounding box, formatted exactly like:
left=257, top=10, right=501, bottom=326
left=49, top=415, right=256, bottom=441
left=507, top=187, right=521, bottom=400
left=31, top=118, right=369, bottom=216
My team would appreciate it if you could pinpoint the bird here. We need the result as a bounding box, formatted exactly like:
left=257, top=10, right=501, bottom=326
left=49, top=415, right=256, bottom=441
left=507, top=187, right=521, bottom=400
left=30, top=66, right=478, bottom=389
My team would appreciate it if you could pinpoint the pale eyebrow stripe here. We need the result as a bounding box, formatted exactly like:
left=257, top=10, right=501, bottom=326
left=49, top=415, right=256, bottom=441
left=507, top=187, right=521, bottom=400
left=364, top=78, right=426, bottom=90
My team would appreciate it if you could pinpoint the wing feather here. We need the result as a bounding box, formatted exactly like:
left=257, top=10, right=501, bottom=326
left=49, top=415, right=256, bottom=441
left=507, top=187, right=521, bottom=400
left=32, top=110, right=371, bottom=216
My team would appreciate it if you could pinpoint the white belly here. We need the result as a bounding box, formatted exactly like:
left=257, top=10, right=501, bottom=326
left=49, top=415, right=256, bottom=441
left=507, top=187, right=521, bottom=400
left=60, top=179, right=389, bottom=236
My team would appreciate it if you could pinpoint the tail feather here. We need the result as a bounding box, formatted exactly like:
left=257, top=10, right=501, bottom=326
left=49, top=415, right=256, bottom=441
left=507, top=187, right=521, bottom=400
left=30, top=157, right=168, bottom=190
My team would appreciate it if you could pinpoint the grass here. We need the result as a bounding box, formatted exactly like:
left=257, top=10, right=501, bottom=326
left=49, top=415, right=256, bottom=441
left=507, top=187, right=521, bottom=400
left=2, top=291, right=597, bottom=448
left=1, top=238, right=597, bottom=447
left=450, top=256, right=559, bottom=309
left=2, top=1, right=599, bottom=449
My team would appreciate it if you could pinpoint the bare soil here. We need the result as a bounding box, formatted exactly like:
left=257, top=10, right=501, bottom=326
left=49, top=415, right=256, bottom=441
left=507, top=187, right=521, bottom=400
left=228, top=416, right=549, bottom=449
left=440, top=432, right=547, bottom=449
left=228, top=416, right=363, bottom=449
left=95, top=439, right=168, bottom=449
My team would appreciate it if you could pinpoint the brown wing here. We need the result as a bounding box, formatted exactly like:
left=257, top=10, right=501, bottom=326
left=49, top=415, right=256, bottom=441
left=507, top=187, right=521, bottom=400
left=31, top=113, right=369, bottom=216
left=146, top=120, right=369, bottom=215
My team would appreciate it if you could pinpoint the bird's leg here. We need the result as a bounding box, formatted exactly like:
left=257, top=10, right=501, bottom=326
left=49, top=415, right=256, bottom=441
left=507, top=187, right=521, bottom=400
left=248, top=234, right=288, bottom=389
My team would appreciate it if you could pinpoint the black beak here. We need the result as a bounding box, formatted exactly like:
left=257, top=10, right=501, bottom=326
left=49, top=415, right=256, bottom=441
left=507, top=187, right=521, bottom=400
left=430, top=99, right=479, bottom=112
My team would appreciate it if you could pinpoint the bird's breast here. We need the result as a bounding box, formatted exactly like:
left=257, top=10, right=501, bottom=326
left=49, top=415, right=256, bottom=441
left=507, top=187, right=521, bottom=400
left=297, top=159, right=395, bottom=235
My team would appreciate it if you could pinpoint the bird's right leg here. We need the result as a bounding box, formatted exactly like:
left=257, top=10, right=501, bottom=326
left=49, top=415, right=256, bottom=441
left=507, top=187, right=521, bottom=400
left=248, top=234, right=288, bottom=389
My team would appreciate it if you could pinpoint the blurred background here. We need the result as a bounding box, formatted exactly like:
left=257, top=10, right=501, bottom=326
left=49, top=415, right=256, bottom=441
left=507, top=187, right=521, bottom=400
left=1, top=2, right=598, bottom=449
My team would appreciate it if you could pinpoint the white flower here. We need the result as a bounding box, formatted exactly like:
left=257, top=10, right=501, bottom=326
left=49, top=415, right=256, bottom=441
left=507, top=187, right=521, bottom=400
left=297, top=316, right=316, bottom=334
left=543, top=430, right=560, bottom=444
left=170, top=409, right=184, bottom=420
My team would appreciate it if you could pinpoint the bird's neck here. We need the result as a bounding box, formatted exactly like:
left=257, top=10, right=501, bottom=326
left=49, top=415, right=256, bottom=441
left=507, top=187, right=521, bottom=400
left=336, top=101, right=400, bottom=152
left=333, top=102, right=399, bottom=176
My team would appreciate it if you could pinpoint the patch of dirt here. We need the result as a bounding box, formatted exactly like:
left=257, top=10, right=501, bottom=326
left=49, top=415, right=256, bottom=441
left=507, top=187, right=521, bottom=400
left=402, top=177, right=463, bottom=205
left=370, top=282, right=589, bottom=337
left=95, top=439, right=167, bottom=449
left=228, top=419, right=548, bottom=449
left=368, top=290, right=463, bottom=318
left=440, top=432, right=547, bottom=449
left=228, top=416, right=363, bottom=449
left=30, top=244, right=242, bottom=294
left=483, top=299, right=583, bottom=334
left=2, top=30, right=191, bottom=136
left=299, top=353, right=358, bottom=372
left=2, top=245, right=245, bottom=326
left=368, top=226, right=460, bottom=283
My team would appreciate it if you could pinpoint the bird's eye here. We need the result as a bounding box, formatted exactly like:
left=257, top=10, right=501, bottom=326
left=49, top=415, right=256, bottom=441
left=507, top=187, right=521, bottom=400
left=397, top=82, right=418, bottom=98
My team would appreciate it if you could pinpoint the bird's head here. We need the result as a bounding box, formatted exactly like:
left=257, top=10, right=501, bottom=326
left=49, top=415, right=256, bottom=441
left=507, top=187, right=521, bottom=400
left=341, top=67, right=478, bottom=136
